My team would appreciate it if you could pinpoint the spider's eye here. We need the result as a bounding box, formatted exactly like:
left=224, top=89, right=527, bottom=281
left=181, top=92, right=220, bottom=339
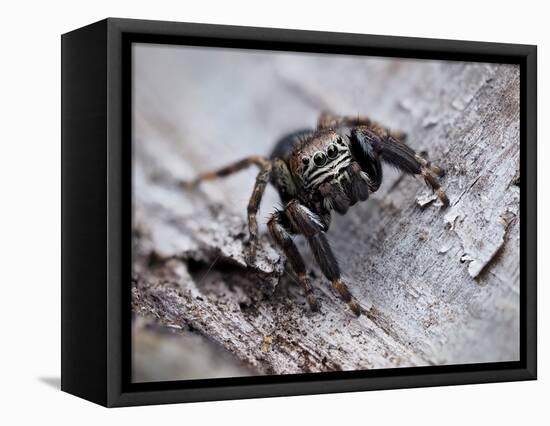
left=313, top=152, right=327, bottom=167
left=327, top=143, right=338, bottom=159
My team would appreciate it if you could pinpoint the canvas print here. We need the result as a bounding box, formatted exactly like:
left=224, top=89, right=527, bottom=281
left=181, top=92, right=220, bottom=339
left=131, top=43, right=520, bottom=382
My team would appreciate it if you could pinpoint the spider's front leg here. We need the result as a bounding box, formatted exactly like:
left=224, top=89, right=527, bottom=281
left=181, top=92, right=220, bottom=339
left=352, top=127, right=449, bottom=206
left=267, top=211, right=319, bottom=312
left=245, top=159, right=272, bottom=262
left=183, top=155, right=272, bottom=263
left=271, top=200, right=362, bottom=316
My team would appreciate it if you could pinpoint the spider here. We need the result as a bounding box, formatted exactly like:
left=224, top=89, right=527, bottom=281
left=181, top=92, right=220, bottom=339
left=186, top=112, right=448, bottom=316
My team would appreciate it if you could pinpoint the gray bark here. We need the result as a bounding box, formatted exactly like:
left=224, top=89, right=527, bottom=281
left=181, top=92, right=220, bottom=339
left=131, top=44, right=520, bottom=378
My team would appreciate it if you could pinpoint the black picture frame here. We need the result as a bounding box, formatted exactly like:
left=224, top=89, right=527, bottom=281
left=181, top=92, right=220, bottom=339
left=61, top=17, right=537, bottom=407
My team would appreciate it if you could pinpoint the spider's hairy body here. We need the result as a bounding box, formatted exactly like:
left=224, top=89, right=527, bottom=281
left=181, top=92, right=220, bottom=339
left=188, top=112, right=448, bottom=316
left=273, top=128, right=373, bottom=217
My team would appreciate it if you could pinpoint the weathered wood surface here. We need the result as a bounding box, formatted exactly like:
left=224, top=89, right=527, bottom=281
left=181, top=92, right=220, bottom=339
left=131, top=44, right=520, bottom=378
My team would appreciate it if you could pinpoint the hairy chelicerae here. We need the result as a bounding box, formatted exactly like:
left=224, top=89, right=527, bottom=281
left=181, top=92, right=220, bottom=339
left=186, top=112, right=448, bottom=316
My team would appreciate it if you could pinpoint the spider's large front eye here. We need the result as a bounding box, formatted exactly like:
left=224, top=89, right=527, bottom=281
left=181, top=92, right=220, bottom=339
left=327, top=143, right=338, bottom=159
left=313, top=152, right=327, bottom=167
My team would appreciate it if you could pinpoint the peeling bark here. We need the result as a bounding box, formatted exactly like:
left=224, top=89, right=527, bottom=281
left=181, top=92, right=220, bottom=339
left=131, top=45, right=520, bottom=378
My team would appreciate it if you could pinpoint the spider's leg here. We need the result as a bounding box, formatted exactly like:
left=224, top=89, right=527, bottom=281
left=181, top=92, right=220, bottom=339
left=267, top=210, right=319, bottom=312
left=352, top=127, right=449, bottom=206
left=245, top=160, right=272, bottom=262
left=414, top=153, right=445, bottom=177
left=285, top=200, right=362, bottom=316
left=183, top=155, right=272, bottom=262
left=184, top=155, right=270, bottom=187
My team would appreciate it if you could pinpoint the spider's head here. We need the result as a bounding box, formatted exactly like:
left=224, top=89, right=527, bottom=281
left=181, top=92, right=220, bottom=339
left=291, top=130, right=352, bottom=190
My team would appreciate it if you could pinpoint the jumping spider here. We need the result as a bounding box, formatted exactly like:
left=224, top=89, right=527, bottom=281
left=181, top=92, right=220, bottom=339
left=187, top=112, right=448, bottom=316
